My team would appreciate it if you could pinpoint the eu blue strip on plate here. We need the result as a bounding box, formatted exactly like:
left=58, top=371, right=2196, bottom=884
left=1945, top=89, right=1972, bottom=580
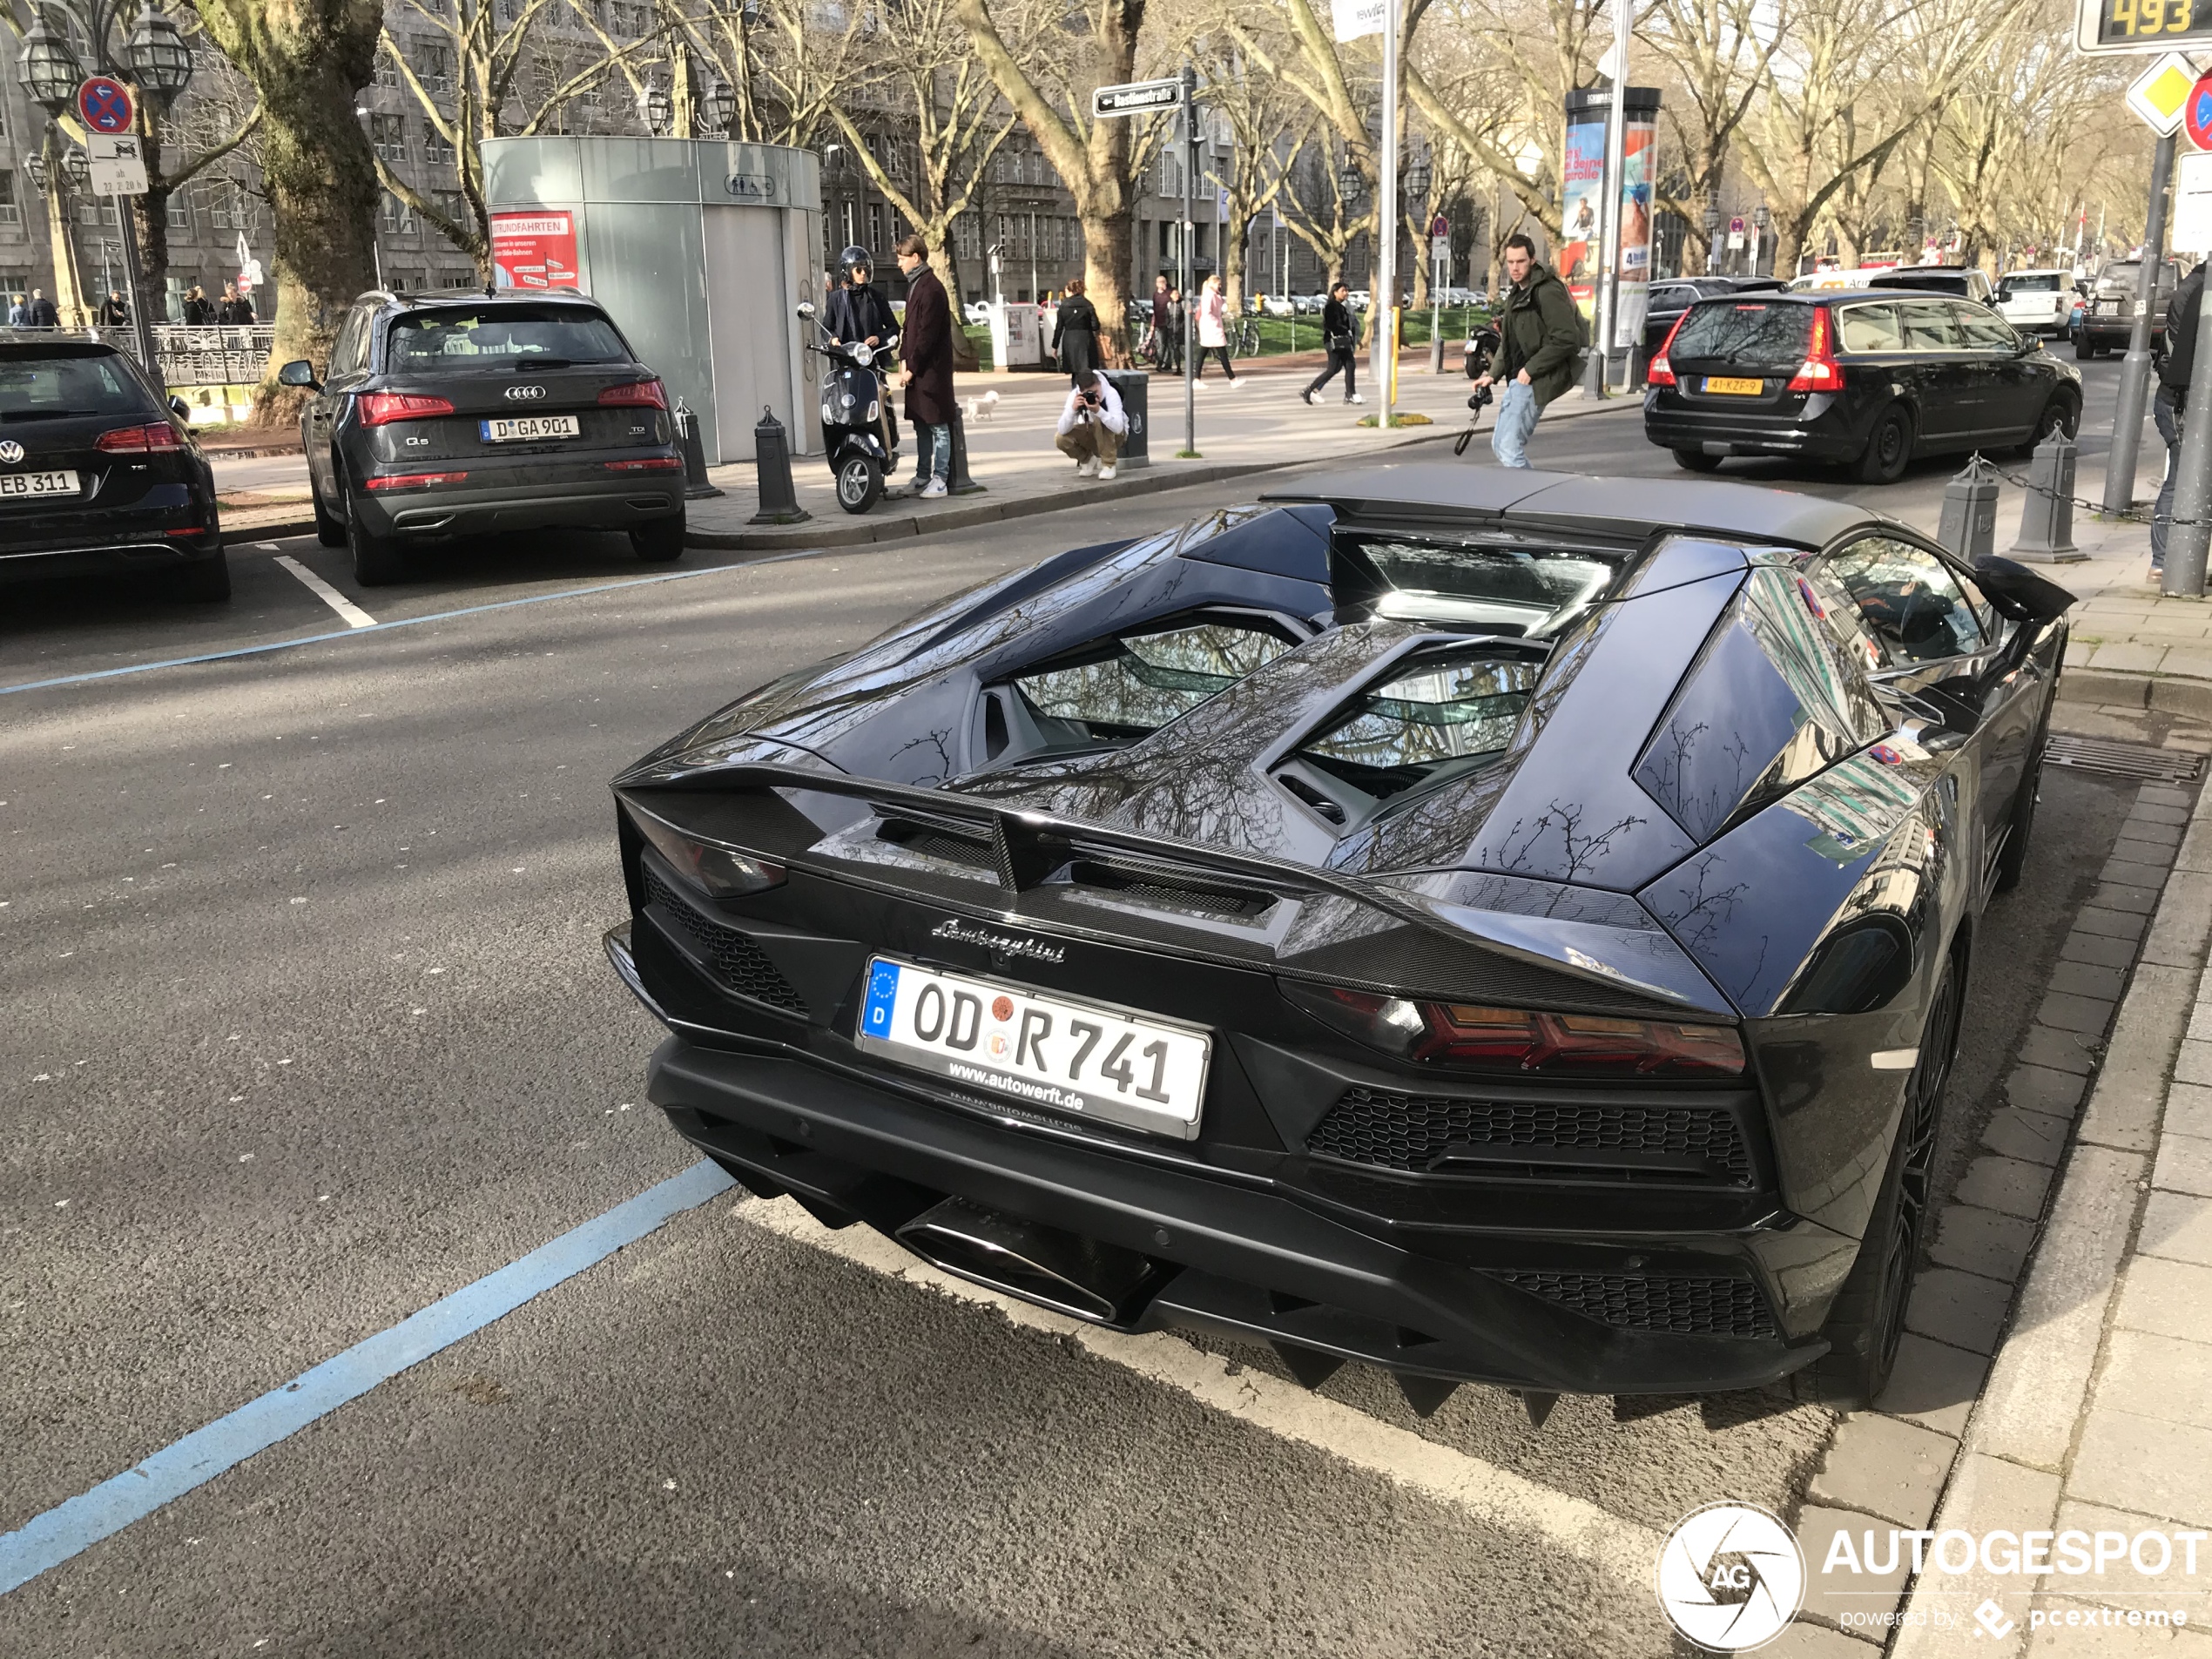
left=0, top=1159, right=735, bottom=1595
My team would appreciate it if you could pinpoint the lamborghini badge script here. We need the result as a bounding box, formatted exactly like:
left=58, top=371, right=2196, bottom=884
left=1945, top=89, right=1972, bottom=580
left=929, top=920, right=1065, bottom=965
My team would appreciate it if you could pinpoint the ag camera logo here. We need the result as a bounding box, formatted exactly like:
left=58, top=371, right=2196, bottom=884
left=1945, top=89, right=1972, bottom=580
left=1656, top=1502, right=1804, bottom=1651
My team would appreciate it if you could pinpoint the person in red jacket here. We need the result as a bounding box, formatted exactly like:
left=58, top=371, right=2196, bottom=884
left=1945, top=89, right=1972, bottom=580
left=895, top=233, right=956, bottom=500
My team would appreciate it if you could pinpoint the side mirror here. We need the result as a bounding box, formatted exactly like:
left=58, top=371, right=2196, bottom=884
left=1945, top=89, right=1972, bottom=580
left=794, top=301, right=817, bottom=320
left=169, top=395, right=192, bottom=421
left=277, top=359, right=320, bottom=390
left=1973, top=554, right=2076, bottom=623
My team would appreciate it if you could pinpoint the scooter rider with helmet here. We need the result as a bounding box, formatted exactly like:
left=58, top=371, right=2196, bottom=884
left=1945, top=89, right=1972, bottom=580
left=826, top=246, right=900, bottom=468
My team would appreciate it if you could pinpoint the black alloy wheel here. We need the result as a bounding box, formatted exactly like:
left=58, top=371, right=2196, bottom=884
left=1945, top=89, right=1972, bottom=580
left=1856, top=405, right=1914, bottom=485
left=1672, top=448, right=1724, bottom=473
left=313, top=461, right=347, bottom=548
left=2014, top=395, right=2080, bottom=458
left=2076, top=334, right=2098, bottom=361
left=631, top=515, right=686, bottom=562
left=836, top=454, right=882, bottom=515
left=346, top=478, right=407, bottom=587
left=172, top=549, right=232, bottom=603
left=1993, top=713, right=2050, bottom=893
left=1804, top=955, right=1962, bottom=1410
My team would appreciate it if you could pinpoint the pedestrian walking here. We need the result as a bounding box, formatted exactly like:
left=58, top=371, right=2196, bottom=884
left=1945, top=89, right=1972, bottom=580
left=7, top=293, right=28, bottom=327
left=894, top=233, right=955, bottom=501
left=25, top=287, right=59, bottom=328
left=2155, top=259, right=2204, bottom=579
left=1163, top=284, right=1185, bottom=373
left=1301, top=280, right=1364, bottom=405
left=1055, top=369, right=1127, bottom=481
left=97, top=290, right=128, bottom=327
left=1471, top=233, right=1581, bottom=469
left=1052, top=277, right=1102, bottom=387
left=1194, top=273, right=1238, bottom=386
left=182, top=285, right=214, bottom=326
left=1149, top=274, right=1173, bottom=368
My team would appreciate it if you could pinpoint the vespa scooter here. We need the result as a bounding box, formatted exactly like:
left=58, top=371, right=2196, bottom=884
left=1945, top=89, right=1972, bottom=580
left=795, top=301, right=901, bottom=514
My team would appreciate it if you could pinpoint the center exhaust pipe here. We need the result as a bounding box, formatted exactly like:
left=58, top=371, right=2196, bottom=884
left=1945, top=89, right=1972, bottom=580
left=894, top=1197, right=1164, bottom=1324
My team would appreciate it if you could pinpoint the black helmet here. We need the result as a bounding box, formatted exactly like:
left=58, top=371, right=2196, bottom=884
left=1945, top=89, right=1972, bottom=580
left=839, top=245, right=873, bottom=283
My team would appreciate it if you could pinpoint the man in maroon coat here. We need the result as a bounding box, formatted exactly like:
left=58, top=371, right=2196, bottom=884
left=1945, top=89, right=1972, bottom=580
left=895, top=234, right=956, bottom=500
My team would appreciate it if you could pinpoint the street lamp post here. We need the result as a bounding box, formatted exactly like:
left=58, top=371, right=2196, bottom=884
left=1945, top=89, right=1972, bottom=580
left=1752, top=203, right=1770, bottom=277
left=15, top=0, right=192, bottom=377
left=1703, top=203, right=1721, bottom=276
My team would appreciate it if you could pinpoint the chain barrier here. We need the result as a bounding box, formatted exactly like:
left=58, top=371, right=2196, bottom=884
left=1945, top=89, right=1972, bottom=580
left=1966, top=451, right=2212, bottom=531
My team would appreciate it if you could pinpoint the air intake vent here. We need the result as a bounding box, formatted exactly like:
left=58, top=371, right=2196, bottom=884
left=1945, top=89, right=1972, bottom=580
left=877, top=819, right=1003, bottom=879
left=1306, top=1086, right=1752, bottom=1184
left=1491, top=1271, right=1777, bottom=1339
left=641, top=863, right=808, bottom=1015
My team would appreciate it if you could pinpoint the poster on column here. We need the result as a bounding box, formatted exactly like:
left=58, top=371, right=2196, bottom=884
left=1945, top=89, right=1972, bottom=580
left=490, top=211, right=582, bottom=290
left=1558, top=111, right=1606, bottom=329
left=1613, top=110, right=1656, bottom=350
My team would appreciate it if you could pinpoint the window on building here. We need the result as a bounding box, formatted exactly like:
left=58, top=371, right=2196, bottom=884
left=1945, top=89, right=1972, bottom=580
left=431, top=189, right=469, bottom=229
left=381, top=191, right=416, bottom=233
left=440, top=268, right=475, bottom=290
left=419, top=42, right=454, bottom=96
left=423, top=125, right=455, bottom=166
left=374, top=43, right=401, bottom=88
left=206, top=180, right=254, bottom=231
left=370, top=113, right=408, bottom=163
left=0, top=171, right=17, bottom=227
left=165, top=190, right=190, bottom=231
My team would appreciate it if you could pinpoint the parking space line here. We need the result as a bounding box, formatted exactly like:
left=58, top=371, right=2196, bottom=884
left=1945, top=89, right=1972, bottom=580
left=737, top=1195, right=1664, bottom=1590
left=273, top=556, right=377, bottom=630
left=0, top=553, right=826, bottom=698
left=0, top=1160, right=735, bottom=1596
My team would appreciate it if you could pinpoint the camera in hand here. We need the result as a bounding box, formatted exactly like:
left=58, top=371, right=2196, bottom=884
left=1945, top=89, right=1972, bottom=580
left=1464, top=324, right=1501, bottom=414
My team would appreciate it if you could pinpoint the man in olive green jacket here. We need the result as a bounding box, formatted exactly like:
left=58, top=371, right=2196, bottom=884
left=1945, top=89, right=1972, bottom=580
left=1474, top=233, right=1582, bottom=468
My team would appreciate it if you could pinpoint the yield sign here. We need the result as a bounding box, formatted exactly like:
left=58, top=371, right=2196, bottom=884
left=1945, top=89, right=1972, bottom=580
left=75, top=75, right=135, bottom=136
left=2129, top=53, right=2198, bottom=137
left=2189, top=71, right=2212, bottom=151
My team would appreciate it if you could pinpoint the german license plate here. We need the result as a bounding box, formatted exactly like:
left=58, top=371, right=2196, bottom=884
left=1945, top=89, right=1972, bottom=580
left=856, top=956, right=1211, bottom=1139
left=479, top=415, right=580, bottom=442
left=1703, top=376, right=1764, bottom=395
left=0, top=469, right=78, bottom=499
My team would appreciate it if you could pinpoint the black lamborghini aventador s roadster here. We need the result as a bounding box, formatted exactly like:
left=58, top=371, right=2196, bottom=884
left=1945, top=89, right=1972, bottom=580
left=604, top=464, right=2074, bottom=1416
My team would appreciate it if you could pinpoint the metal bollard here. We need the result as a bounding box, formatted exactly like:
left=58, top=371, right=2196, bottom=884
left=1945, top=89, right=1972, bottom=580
left=2010, top=432, right=2086, bottom=563
left=673, top=400, right=724, bottom=501
left=1938, top=455, right=2002, bottom=564
left=947, top=412, right=985, bottom=495
left=747, top=405, right=810, bottom=525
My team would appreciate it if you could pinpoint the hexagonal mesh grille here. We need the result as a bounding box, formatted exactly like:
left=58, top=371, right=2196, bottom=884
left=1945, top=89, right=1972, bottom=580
left=1494, top=1271, right=1777, bottom=1339
left=642, top=863, right=807, bottom=1015
left=1305, top=1086, right=1751, bottom=1184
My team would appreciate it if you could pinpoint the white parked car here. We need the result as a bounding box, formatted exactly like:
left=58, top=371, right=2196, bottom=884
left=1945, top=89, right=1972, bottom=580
left=962, top=300, right=994, bottom=325
left=1346, top=289, right=1372, bottom=310
left=1258, top=293, right=1298, bottom=317
left=1994, top=269, right=2073, bottom=336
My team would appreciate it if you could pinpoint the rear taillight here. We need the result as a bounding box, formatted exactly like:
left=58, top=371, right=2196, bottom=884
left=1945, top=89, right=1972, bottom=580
left=624, top=800, right=784, bottom=899
left=1647, top=311, right=1688, bottom=388
left=1786, top=308, right=1844, bottom=394
left=363, top=470, right=469, bottom=491
left=94, top=422, right=185, bottom=454
left=604, top=455, right=684, bottom=472
left=1288, top=985, right=1744, bottom=1078
left=359, top=392, right=456, bottom=426
left=599, top=379, right=669, bottom=409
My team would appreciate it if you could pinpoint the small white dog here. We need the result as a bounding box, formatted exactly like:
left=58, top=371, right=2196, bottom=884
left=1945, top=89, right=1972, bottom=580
left=964, top=389, right=1001, bottom=423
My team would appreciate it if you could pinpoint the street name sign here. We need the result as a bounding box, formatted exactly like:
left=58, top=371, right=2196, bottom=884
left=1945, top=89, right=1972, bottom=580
left=2129, top=51, right=2200, bottom=132
left=75, top=76, right=135, bottom=135
left=2079, top=0, right=2212, bottom=53
left=1092, top=79, right=1182, bottom=118
left=88, top=134, right=148, bottom=197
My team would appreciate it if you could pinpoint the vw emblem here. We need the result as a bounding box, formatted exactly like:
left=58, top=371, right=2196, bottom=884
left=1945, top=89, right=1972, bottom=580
left=0, top=442, right=22, bottom=465
left=504, top=385, right=546, bottom=401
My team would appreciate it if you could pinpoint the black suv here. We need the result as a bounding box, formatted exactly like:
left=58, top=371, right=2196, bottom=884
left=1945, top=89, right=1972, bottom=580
left=0, top=339, right=226, bottom=600
left=280, top=288, right=686, bottom=585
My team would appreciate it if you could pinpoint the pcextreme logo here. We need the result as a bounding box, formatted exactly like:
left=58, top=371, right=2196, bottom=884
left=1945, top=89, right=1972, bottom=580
left=1656, top=1502, right=1804, bottom=1651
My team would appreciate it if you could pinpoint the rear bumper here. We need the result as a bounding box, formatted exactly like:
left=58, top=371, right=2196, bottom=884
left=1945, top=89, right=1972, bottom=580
left=0, top=526, right=222, bottom=586
left=354, top=475, right=683, bottom=539
left=1642, top=391, right=1862, bottom=462
left=614, top=924, right=1828, bottom=1395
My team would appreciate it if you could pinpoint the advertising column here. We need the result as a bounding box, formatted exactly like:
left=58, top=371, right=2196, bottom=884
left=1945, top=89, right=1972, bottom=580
left=1560, top=89, right=1661, bottom=356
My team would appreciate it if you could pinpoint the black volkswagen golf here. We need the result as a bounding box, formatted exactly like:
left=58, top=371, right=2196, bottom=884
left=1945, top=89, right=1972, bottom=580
left=282, top=288, right=686, bottom=585
left=1644, top=290, right=2081, bottom=484
left=604, top=466, right=2074, bottom=1418
left=0, top=339, right=226, bottom=600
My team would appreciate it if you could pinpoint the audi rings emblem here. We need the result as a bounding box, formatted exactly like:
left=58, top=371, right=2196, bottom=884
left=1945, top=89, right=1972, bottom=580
left=504, top=385, right=547, bottom=401
left=0, top=442, right=23, bottom=465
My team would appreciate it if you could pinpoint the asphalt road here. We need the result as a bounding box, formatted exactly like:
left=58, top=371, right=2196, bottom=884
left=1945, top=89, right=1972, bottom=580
left=0, top=401, right=2142, bottom=1656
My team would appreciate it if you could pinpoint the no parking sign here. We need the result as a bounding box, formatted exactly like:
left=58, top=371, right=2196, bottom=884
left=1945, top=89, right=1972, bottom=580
left=75, top=76, right=135, bottom=136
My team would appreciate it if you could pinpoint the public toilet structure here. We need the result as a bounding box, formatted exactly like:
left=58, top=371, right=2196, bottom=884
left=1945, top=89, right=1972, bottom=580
left=483, top=136, right=823, bottom=462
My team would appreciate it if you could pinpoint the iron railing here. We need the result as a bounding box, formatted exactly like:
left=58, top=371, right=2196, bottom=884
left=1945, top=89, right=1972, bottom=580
left=3, top=323, right=276, bottom=387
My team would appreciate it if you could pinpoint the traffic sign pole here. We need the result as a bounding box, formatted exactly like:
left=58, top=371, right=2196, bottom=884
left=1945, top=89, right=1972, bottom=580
left=2162, top=260, right=2212, bottom=595
left=1182, top=64, right=1197, bottom=459
left=76, top=79, right=161, bottom=387
left=2107, top=134, right=2179, bottom=516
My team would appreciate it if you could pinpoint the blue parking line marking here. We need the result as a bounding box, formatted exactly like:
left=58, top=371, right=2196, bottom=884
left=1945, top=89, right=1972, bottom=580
left=0, top=1158, right=736, bottom=1595
left=0, top=549, right=830, bottom=698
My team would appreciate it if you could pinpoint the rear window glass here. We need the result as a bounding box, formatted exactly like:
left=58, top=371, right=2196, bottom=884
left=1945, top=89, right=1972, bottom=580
left=2000, top=274, right=2062, bottom=294
left=384, top=307, right=631, bottom=374
left=1669, top=302, right=1812, bottom=366
left=1347, top=539, right=1620, bottom=636
left=0, top=353, right=152, bottom=421
left=1012, top=619, right=1291, bottom=744
left=1295, top=650, right=1544, bottom=800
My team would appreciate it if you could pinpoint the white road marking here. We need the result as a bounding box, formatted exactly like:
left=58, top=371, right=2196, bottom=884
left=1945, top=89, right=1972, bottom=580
left=273, top=556, right=376, bottom=630
left=737, top=1194, right=1664, bottom=1591
left=254, top=542, right=280, bottom=551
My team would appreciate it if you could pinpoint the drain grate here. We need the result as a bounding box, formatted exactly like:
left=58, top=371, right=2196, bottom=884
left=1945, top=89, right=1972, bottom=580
left=2045, top=735, right=2205, bottom=783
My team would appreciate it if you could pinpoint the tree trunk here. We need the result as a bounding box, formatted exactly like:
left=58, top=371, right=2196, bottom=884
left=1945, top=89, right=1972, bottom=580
left=135, top=132, right=170, bottom=314
left=195, top=0, right=383, bottom=428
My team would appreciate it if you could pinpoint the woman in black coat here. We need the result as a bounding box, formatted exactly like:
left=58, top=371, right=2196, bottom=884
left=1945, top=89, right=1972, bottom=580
left=1052, top=278, right=1102, bottom=386
left=1301, top=280, right=1363, bottom=405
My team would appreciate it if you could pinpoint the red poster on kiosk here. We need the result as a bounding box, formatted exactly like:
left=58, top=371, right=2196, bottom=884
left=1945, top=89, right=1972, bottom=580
left=490, top=212, right=581, bottom=290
